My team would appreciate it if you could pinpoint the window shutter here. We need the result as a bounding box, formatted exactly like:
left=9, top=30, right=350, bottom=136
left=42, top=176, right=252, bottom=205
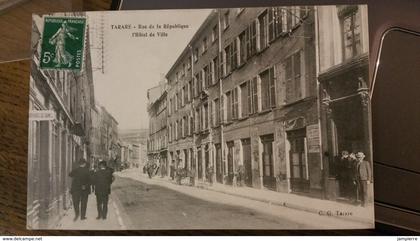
left=294, top=51, right=302, bottom=99
left=269, top=67, right=276, bottom=107
left=268, top=8, right=275, bottom=42
left=252, top=77, right=258, bottom=113
left=209, top=101, right=213, bottom=127
left=282, top=8, right=288, bottom=32
left=285, top=56, right=294, bottom=102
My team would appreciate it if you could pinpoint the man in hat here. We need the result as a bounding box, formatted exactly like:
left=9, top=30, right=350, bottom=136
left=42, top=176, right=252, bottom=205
left=69, top=159, right=91, bottom=221
left=354, top=152, right=372, bottom=206
left=92, top=160, right=114, bottom=220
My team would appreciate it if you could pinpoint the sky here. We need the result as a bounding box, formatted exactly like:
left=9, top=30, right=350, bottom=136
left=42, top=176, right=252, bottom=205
left=88, top=9, right=211, bottom=130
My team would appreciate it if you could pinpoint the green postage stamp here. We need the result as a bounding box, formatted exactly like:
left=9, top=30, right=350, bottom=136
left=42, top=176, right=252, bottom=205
left=40, top=17, right=86, bottom=71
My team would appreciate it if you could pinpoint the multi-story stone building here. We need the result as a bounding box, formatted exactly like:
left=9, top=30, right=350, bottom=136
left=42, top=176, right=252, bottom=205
left=27, top=14, right=95, bottom=229
left=89, top=104, right=119, bottom=169
left=119, top=129, right=148, bottom=168
left=147, top=82, right=168, bottom=170
left=164, top=7, right=325, bottom=196
left=316, top=5, right=370, bottom=200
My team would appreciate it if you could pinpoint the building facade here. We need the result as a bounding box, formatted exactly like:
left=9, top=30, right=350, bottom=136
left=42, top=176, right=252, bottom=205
left=316, top=5, right=370, bottom=200
left=27, top=14, right=95, bottom=229
left=163, top=7, right=326, bottom=197
left=120, top=129, right=148, bottom=168
left=147, top=82, right=168, bottom=170
left=89, top=104, right=120, bottom=169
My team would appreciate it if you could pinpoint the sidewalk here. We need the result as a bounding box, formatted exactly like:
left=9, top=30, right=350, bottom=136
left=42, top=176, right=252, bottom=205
left=119, top=168, right=374, bottom=226
left=54, top=194, right=126, bottom=230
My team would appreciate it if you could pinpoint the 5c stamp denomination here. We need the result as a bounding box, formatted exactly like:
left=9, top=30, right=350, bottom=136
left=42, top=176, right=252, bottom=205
left=40, top=17, right=86, bottom=71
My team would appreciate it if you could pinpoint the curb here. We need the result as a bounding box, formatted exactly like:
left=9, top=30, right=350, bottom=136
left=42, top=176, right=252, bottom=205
left=194, top=183, right=373, bottom=225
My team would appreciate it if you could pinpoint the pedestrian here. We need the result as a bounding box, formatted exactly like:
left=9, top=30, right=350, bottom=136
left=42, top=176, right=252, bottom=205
left=92, top=160, right=115, bottom=220
left=160, top=161, right=166, bottom=178
left=354, top=152, right=372, bottom=207
left=170, top=160, right=175, bottom=180
left=69, top=159, right=91, bottom=221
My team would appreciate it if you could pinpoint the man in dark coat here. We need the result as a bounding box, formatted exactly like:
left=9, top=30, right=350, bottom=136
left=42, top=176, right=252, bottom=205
left=69, top=159, right=91, bottom=221
left=92, top=161, right=114, bottom=220
left=354, top=152, right=372, bottom=207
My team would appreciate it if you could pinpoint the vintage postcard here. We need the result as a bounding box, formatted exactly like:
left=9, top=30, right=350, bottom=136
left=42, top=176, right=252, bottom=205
left=27, top=5, right=374, bottom=230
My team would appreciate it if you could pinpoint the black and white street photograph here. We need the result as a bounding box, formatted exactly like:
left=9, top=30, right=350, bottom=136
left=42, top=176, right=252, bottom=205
left=27, top=5, right=374, bottom=230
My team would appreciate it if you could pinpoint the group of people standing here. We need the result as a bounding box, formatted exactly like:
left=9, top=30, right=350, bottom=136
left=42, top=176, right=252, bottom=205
left=336, top=151, right=372, bottom=206
left=69, top=159, right=114, bottom=221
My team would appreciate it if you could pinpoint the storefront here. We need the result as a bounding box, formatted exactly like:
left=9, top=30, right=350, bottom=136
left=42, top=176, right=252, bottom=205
left=319, top=54, right=370, bottom=200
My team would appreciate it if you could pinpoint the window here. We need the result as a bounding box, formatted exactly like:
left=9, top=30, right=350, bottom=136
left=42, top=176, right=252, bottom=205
left=178, top=119, right=182, bottom=139
left=213, top=98, right=220, bottom=126
left=224, top=42, right=237, bottom=74
left=212, top=56, right=219, bottom=84
left=223, top=11, right=230, bottom=30
left=181, top=118, right=184, bottom=138
left=238, top=21, right=257, bottom=61
left=192, top=77, right=197, bottom=98
left=175, top=120, right=179, bottom=140
left=285, top=51, right=303, bottom=103
left=212, top=25, right=218, bottom=42
left=183, top=116, right=187, bottom=137
left=268, top=7, right=284, bottom=41
left=187, top=58, right=191, bottom=70
left=260, top=67, right=276, bottom=110
left=175, top=94, right=178, bottom=111
left=248, top=77, right=259, bottom=114
left=182, top=86, right=186, bottom=106
left=193, top=48, right=199, bottom=62
left=188, top=80, right=192, bottom=102
left=248, top=21, right=258, bottom=57
left=288, top=129, right=308, bottom=182
left=238, top=31, right=247, bottom=64
left=183, top=63, right=187, bottom=76
left=285, top=6, right=302, bottom=32
left=180, top=65, right=185, bottom=77
left=240, top=82, right=249, bottom=117
left=195, top=73, right=202, bottom=95
left=202, top=37, right=208, bottom=54
left=203, top=65, right=210, bottom=89
left=189, top=115, right=194, bottom=135
left=203, top=103, right=209, bottom=130
left=168, top=98, right=172, bottom=115
left=177, top=92, right=182, bottom=109
left=226, top=91, right=232, bottom=121
left=341, top=8, right=362, bottom=60
left=231, top=87, right=238, bottom=119
left=258, top=10, right=269, bottom=50
left=195, top=108, right=201, bottom=132
left=261, top=134, right=274, bottom=178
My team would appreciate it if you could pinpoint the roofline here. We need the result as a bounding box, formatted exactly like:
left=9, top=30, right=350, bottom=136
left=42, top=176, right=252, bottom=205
left=165, top=9, right=218, bottom=79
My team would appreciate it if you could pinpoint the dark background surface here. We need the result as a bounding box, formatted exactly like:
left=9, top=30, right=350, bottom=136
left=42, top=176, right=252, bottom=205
left=0, top=0, right=419, bottom=235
